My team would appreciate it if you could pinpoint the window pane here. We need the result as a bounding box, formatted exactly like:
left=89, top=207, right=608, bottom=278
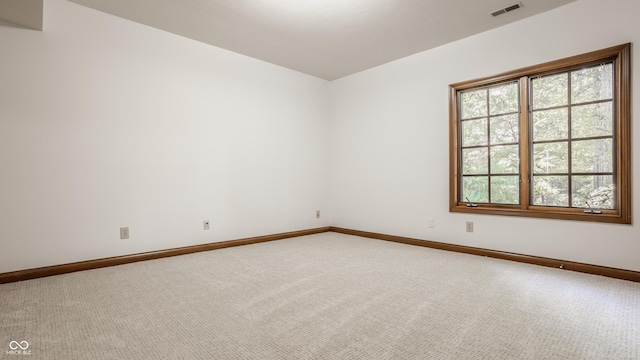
left=532, top=73, right=568, bottom=109
left=572, top=175, right=614, bottom=209
left=461, top=89, right=487, bottom=119
left=533, top=175, right=568, bottom=207
left=532, top=108, right=568, bottom=141
left=490, top=145, right=519, bottom=174
left=489, top=83, right=518, bottom=115
left=491, top=176, right=519, bottom=204
left=462, top=148, right=488, bottom=174
left=533, top=142, right=568, bottom=174
left=462, top=118, right=488, bottom=147
left=463, top=176, right=488, bottom=203
left=571, top=102, right=613, bottom=138
left=490, top=114, right=518, bottom=145
left=571, top=63, right=613, bottom=104
left=572, top=139, right=613, bottom=173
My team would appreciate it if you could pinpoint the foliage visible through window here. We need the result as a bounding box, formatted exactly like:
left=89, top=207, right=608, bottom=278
left=450, top=44, right=631, bottom=224
left=460, top=82, right=520, bottom=204
left=531, top=63, right=614, bottom=209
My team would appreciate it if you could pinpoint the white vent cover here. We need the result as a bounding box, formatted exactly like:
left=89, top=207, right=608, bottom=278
left=491, top=2, right=523, bottom=17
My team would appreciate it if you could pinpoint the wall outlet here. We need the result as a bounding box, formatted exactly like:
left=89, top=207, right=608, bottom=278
left=466, top=221, right=474, bottom=233
left=428, top=219, right=435, bottom=228
left=203, top=220, right=210, bottom=230
left=120, top=227, right=129, bottom=239
left=316, top=210, right=320, bottom=218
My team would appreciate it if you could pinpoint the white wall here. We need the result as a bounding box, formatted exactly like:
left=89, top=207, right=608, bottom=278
left=0, top=0, right=330, bottom=273
left=330, top=0, right=640, bottom=272
left=2, top=0, right=639, bottom=275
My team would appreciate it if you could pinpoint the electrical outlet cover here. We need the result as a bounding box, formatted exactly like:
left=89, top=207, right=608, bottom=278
left=120, top=227, right=129, bottom=239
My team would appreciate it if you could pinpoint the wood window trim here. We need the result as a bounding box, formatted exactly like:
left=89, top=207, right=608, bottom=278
left=449, top=43, right=631, bottom=224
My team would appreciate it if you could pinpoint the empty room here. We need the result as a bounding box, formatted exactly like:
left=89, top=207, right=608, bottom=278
left=1, top=0, right=639, bottom=359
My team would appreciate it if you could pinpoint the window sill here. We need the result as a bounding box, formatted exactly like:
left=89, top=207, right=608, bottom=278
left=450, top=204, right=630, bottom=224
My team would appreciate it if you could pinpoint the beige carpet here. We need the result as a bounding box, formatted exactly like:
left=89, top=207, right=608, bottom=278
left=1, top=232, right=639, bottom=359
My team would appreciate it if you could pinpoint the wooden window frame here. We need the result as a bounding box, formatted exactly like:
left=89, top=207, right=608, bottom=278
left=449, top=43, right=631, bottom=224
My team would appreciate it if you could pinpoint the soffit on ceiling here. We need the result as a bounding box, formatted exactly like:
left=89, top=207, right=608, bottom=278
left=0, top=0, right=43, bottom=30
left=67, top=0, right=577, bottom=80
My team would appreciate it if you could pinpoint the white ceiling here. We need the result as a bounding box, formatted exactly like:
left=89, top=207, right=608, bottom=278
left=67, top=0, right=577, bottom=80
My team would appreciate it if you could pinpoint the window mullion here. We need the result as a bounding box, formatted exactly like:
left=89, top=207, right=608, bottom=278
left=486, top=89, right=492, bottom=203
left=567, top=73, right=573, bottom=208
left=519, top=76, right=530, bottom=210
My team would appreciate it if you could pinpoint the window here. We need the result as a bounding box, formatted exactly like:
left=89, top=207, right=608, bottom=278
left=449, top=44, right=631, bottom=223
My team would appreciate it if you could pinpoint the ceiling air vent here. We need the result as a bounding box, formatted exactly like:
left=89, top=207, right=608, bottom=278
left=491, top=2, right=523, bottom=17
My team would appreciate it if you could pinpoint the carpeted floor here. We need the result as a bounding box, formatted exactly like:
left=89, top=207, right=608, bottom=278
left=1, top=232, right=639, bottom=359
